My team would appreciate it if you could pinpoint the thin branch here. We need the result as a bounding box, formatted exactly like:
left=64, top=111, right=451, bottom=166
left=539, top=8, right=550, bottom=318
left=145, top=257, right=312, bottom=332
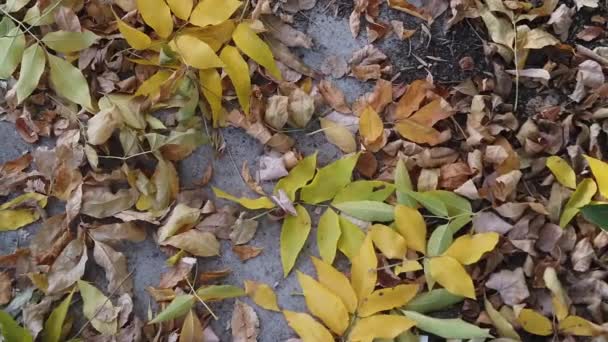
left=185, top=277, right=218, bottom=320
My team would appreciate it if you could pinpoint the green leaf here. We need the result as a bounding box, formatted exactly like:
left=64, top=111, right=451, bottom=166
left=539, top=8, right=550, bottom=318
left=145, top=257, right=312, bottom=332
left=23, top=4, right=56, bottom=26
left=15, top=43, right=45, bottom=104
left=317, top=208, right=341, bottom=264
left=331, top=180, right=395, bottom=205
left=196, top=285, right=245, bottom=301
left=580, top=204, right=608, bottom=231
left=47, top=53, right=93, bottom=110
left=0, top=310, right=32, bottom=342
left=300, top=153, right=359, bottom=204
left=5, top=0, right=32, bottom=12
left=77, top=280, right=117, bottom=335
left=281, top=205, right=311, bottom=276
left=484, top=297, right=520, bottom=340
left=560, top=178, right=597, bottom=227
left=42, top=30, right=99, bottom=53
left=403, top=289, right=463, bottom=313
left=337, top=215, right=365, bottom=260
left=394, top=159, right=417, bottom=207
left=426, top=224, right=453, bottom=257
left=0, top=17, right=25, bottom=79
left=404, top=190, right=449, bottom=217
left=401, top=310, right=491, bottom=339
left=334, top=201, right=394, bottom=222
left=42, top=289, right=75, bottom=342
left=275, top=153, right=317, bottom=201
left=425, top=190, right=472, bottom=216
left=149, top=294, right=195, bottom=324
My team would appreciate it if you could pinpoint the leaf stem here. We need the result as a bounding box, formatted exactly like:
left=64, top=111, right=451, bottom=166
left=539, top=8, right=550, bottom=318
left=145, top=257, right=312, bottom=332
left=185, top=277, right=218, bottom=320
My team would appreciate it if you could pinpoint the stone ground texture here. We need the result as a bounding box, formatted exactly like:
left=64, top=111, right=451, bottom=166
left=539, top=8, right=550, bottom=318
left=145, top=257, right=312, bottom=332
left=0, top=1, right=487, bottom=340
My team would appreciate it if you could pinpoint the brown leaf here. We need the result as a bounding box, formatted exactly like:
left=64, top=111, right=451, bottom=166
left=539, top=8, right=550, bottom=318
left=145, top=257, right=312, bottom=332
left=394, top=80, right=431, bottom=119
left=356, top=151, right=378, bottom=178
left=351, top=64, right=382, bottom=81
left=350, top=44, right=387, bottom=66
left=319, top=80, right=351, bottom=113
left=0, top=272, right=12, bottom=305
left=265, top=15, right=313, bottom=48
left=163, top=230, right=220, bottom=257
left=485, top=268, right=530, bottom=306
left=197, top=207, right=237, bottom=239
left=93, top=240, right=132, bottom=294
left=473, top=211, right=513, bottom=235
left=320, top=55, right=349, bottom=79
left=180, top=310, right=205, bottom=342
left=230, top=214, right=259, bottom=245
left=47, top=235, right=88, bottom=294
left=242, top=161, right=265, bottom=196
left=572, top=238, right=594, bottom=272
left=231, top=300, right=259, bottom=342
left=88, top=222, right=146, bottom=245
left=365, top=79, right=393, bottom=113
left=390, top=20, right=416, bottom=40
left=439, top=162, right=471, bottom=190
left=81, top=187, right=139, bottom=219
left=395, top=118, right=451, bottom=146
left=23, top=296, right=53, bottom=338
left=233, top=245, right=263, bottom=261
left=259, top=154, right=288, bottom=181
left=199, top=268, right=232, bottom=283
left=159, top=257, right=196, bottom=289
left=577, top=26, right=603, bottom=41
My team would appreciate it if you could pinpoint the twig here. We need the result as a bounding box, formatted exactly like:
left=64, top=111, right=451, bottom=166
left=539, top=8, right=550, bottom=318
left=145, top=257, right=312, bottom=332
left=97, top=149, right=155, bottom=160
left=185, top=277, right=218, bottom=320
left=0, top=7, right=45, bottom=46
left=512, top=20, right=520, bottom=112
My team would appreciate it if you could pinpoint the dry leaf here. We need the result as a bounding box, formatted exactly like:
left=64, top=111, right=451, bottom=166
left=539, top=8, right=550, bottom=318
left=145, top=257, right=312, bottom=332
left=318, top=80, right=351, bottom=113
left=486, top=268, right=530, bottom=306
left=233, top=245, right=264, bottom=261
left=231, top=300, right=259, bottom=342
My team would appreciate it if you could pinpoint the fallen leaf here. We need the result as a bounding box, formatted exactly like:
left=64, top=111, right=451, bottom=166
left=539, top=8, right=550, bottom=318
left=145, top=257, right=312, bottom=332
left=560, top=178, right=596, bottom=227
left=444, top=232, right=499, bottom=265
left=245, top=280, right=280, bottom=311
left=47, top=237, right=88, bottom=294
left=429, top=256, right=475, bottom=299
left=300, top=153, right=359, bottom=204
left=349, top=315, right=416, bottom=342
left=316, top=208, right=341, bottom=264
left=283, top=310, right=334, bottom=342
left=78, top=280, right=119, bottom=335
left=358, top=284, right=419, bottom=317
left=485, top=268, right=530, bottom=306
left=179, top=310, right=204, bottom=342
left=370, top=224, right=407, bottom=259
left=351, top=234, right=377, bottom=301
left=163, top=230, right=220, bottom=257
left=318, top=80, right=351, bottom=113
left=233, top=23, right=281, bottom=79
left=320, top=118, right=357, bottom=153
left=401, top=310, right=492, bottom=339
left=231, top=300, right=259, bottom=342
left=190, top=0, right=242, bottom=27
left=213, top=187, right=275, bottom=210
left=136, top=0, right=173, bottom=38
left=93, top=240, right=131, bottom=294
left=311, top=256, right=357, bottom=313
left=395, top=204, right=427, bottom=254
left=546, top=156, right=576, bottom=189
left=517, top=308, right=552, bottom=336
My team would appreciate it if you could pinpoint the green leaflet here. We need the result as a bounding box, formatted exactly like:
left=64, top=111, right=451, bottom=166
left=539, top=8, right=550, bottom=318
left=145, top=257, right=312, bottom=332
left=275, top=153, right=317, bottom=201
left=300, top=153, right=359, bottom=204
left=281, top=205, right=311, bottom=276
left=0, top=17, right=25, bottom=79
left=15, top=43, right=46, bottom=104
left=560, top=178, right=597, bottom=227
left=42, top=30, right=100, bottom=53
left=580, top=204, right=608, bottom=231
left=196, top=285, right=245, bottom=301
left=42, top=289, right=75, bottom=342
left=149, top=294, right=195, bottom=324
left=334, top=201, right=394, bottom=222
left=77, top=281, right=117, bottom=335
left=394, top=159, right=417, bottom=207
left=484, top=297, right=520, bottom=340
left=317, top=208, right=341, bottom=264
left=0, top=310, right=32, bottom=342
left=403, top=289, right=463, bottom=314
left=403, top=190, right=449, bottom=217
left=331, top=180, right=395, bottom=204
left=401, top=310, right=491, bottom=339
left=337, top=215, right=365, bottom=260
left=47, top=53, right=93, bottom=110
left=426, top=224, right=453, bottom=257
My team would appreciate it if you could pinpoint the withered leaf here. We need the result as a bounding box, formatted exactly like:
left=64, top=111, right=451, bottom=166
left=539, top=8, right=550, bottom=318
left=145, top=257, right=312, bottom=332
left=162, top=230, right=220, bottom=257
left=159, top=257, right=196, bottom=289
left=233, top=245, right=263, bottom=261
left=485, top=268, right=529, bottom=306
left=93, top=240, right=132, bottom=294
left=47, top=236, right=88, bottom=294
left=231, top=300, right=259, bottom=342
left=319, top=80, right=351, bottom=114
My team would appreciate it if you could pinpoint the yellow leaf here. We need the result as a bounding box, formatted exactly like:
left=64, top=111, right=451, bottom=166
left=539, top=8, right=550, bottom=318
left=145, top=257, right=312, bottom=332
left=283, top=310, right=334, bottom=342
left=181, top=20, right=236, bottom=51
left=370, top=224, right=407, bottom=259
left=0, top=209, right=40, bottom=231
left=349, top=315, right=416, bottom=342
left=180, top=310, right=204, bottom=342
left=47, top=53, right=93, bottom=110
left=560, top=178, right=597, bottom=227
left=275, top=152, right=317, bottom=201
left=517, top=308, right=553, bottom=336
left=394, top=259, right=423, bottom=275
left=443, top=232, right=499, bottom=265
left=175, top=34, right=224, bottom=69
left=300, top=153, right=359, bottom=204
left=394, top=205, right=426, bottom=254
left=351, top=234, right=377, bottom=301
left=199, top=69, right=224, bottom=127
left=584, top=155, right=608, bottom=198
left=244, top=280, right=280, bottom=312
left=136, top=0, right=173, bottom=38
left=546, top=156, right=576, bottom=189
left=558, top=315, right=596, bottom=336
left=337, top=215, right=365, bottom=260
left=543, top=267, right=569, bottom=321
left=232, top=23, right=281, bottom=80
left=281, top=205, right=311, bottom=276
left=395, top=118, right=445, bottom=146
left=429, top=256, right=475, bottom=299
left=167, top=0, right=193, bottom=20
left=359, top=106, right=384, bottom=142
left=484, top=297, right=520, bottom=340
left=358, top=284, right=419, bottom=317
left=320, top=118, right=357, bottom=154
left=219, top=45, right=251, bottom=114
left=190, top=0, right=242, bottom=27
left=297, top=271, right=349, bottom=335
left=311, top=256, right=357, bottom=313
left=212, top=187, right=275, bottom=209
left=115, top=14, right=151, bottom=50
left=41, top=30, right=99, bottom=53
left=316, top=208, right=341, bottom=264
left=134, top=70, right=172, bottom=97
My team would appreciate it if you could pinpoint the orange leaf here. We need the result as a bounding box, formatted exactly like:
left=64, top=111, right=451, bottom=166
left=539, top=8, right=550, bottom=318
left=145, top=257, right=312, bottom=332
left=409, top=98, right=454, bottom=127
left=395, top=118, right=448, bottom=146
left=394, top=79, right=430, bottom=119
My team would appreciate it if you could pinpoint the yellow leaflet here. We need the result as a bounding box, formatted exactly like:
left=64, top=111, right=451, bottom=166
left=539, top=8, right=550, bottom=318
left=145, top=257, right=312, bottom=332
left=190, top=0, right=242, bottom=27
left=320, top=118, right=357, bottom=154
left=280, top=205, right=311, bottom=276
left=47, top=53, right=93, bottom=110
left=0, top=192, right=47, bottom=210
left=337, top=215, right=365, bottom=260
left=175, top=34, right=224, bottom=69
left=41, top=30, right=99, bottom=53
left=283, top=311, right=334, bottom=342
left=316, top=208, right=341, bottom=264
left=546, top=156, right=576, bottom=189
left=584, top=155, right=608, bottom=198
left=310, top=256, right=357, bottom=313
left=297, top=272, right=349, bottom=335
left=484, top=297, right=520, bottom=340
left=558, top=315, right=596, bottom=336
left=244, top=280, right=280, bottom=312
left=115, top=14, right=151, bottom=50
left=300, top=153, right=359, bottom=204
left=394, top=259, right=423, bottom=275
left=429, top=256, right=475, bottom=299
left=349, top=315, right=416, bottom=342
left=544, top=267, right=569, bottom=321
left=134, top=70, right=172, bottom=97
left=443, top=232, right=499, bottom=265
left=136, top=0, right=173, bottom=38
left=232, top=23, right=281, bottom=80
left=394, top=204, right=427, bottom=254
left=275, top=152, right=317, bottom=201
left=0, top=209, right=40, bottom=231
left=370, top=224, right=407, bottom=259
left=180, top=310, right=203, bottom=342
left=351, top=234, right=377, bottom=301
left=517, top=308, right=553, bottom=336
left=199, top=69, right=224, bottom=127
left=359, top=106, right=383, bottom=142
left=167, top=0, right=193, bottom=20
left=219, top=45, right=251, bottom=114
left=358, top=284, right=419, bottom=317
left=560, top=178, right=597, bottom=227
left=182, top=20, right=236, bottom=52
left=212, top=187, right=275, bottom=209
